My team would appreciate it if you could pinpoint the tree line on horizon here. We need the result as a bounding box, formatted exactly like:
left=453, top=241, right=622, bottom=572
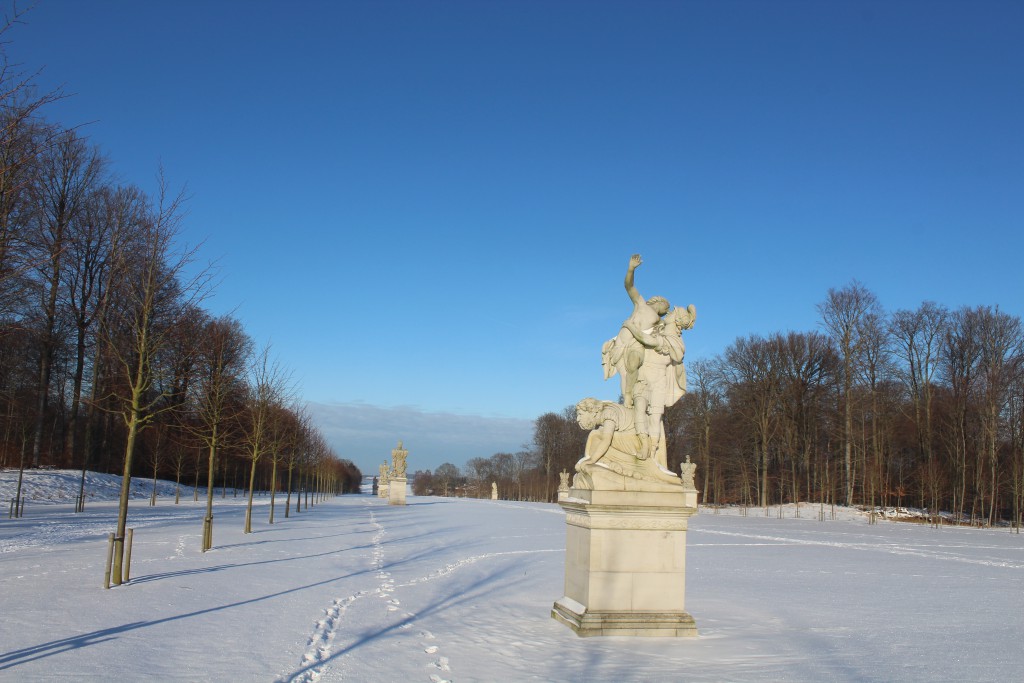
left=0, top=13, right=360, bottom=582
left=415, top=282, right=1024, bottom=530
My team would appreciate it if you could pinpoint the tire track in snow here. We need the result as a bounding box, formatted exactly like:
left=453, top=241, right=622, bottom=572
left=0, top=519, right=111, bottom=553
left=485, top=500, right=564, bottom=515
left=698, top=528, right=1024, bottom=569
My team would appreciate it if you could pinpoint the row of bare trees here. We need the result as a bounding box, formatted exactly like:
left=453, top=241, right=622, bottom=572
left=0, top=11, right=361, bottom=583
left=411, top=448, right=564, bottom=503
left=416, top=282, right=1024, bottom=528
left=677, top=283, right=1023, bottom=530
left=411, top=409, right=589, bottom=503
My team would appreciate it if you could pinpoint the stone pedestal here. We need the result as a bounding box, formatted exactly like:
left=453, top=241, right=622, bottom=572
left=551, top=487, right=698, bottom=637
left=388, top=477, right=406, bottom=506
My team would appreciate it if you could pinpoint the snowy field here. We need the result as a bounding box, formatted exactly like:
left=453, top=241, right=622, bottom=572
left=2, top=471, right=1023, bottom=682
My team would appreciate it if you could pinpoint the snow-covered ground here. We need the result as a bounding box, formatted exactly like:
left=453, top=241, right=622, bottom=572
left=2, top=470, right=1022, bottom=682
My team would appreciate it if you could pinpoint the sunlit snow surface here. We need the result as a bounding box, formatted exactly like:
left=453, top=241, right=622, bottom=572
left=1, top=471, right=1022, bottom=682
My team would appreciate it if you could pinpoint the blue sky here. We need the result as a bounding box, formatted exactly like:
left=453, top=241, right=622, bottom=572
left=14, top=0, right=1023, bottom=474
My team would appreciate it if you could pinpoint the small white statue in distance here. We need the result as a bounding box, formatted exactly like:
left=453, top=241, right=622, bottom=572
left=491, top=482, right=498, bottom=500
left=391, top=441, right=408, bottom=478
left=680, top=457, right=697, bottom=491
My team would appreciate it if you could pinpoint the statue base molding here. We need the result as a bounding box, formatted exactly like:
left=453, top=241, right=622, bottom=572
left=552, top=598, right=698, bottom=638
left=551, top=486, right=698, bottom=637
left=388, top=477, right=406, bottom=506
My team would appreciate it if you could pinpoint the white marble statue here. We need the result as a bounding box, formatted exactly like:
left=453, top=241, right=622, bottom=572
left=575, top=254, right=696, bottom=487
left=553, top=254, right=700, bottom=638
left=576, top=397, right=636, bottom=464
left=491, top=482, right=498, bottom=500
left=624, top=304, right=695, bottom=462
left=574, top=397, right=680, bottom=488
left=602, top=254, right=670, bottom=408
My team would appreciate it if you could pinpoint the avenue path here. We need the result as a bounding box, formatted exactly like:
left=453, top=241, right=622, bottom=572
left=2, top=492, right=1023, bottom=681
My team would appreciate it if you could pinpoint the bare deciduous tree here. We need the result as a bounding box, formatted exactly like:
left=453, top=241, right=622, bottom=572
left=240, top=344, right=291, bottom=533
left=102, top=174, right=209, bottom=584
left=27, top=129, right=105, bottom=467
left=267, top=402, right=302, bottom=524
left=974, top=306, right=1023, bottom=525
left=818, top=280, right=881, bottom=505
left=188, top=314, right=249, bottom=551
left=890, top=302, right=946, bottom=523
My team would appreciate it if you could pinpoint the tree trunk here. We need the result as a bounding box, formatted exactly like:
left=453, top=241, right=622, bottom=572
left=150, top=460, right=158, bottom=506
left=14, top=435, right=26, bottom=518
left=113, top=411, right=140, bottom=585
left=77, top=454, right=88, bottom=513
left=268, top=459, right=278, bottom=524
left=244, top=457, right=257, bottom=533
left=285, top=464, right=293, bottom=518
left=203, top=437, right=217, bottom=552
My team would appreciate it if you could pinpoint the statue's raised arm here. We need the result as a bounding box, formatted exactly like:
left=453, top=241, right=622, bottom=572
left=624, top=253, right=644, bottom=306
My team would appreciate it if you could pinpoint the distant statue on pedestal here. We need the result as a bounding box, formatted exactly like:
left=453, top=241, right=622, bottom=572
left=557, top=470, right=571, bottom=501
left=680, top=457, right=697, bottom=491
left=379, top=462, right=390, bottom=498
left=389, top=441, right=408, bottom=506
left=392, top=441, right=408, bottom=478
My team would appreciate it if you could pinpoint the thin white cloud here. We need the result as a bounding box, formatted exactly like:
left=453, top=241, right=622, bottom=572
left=306, top=401, right=534, bottom=476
